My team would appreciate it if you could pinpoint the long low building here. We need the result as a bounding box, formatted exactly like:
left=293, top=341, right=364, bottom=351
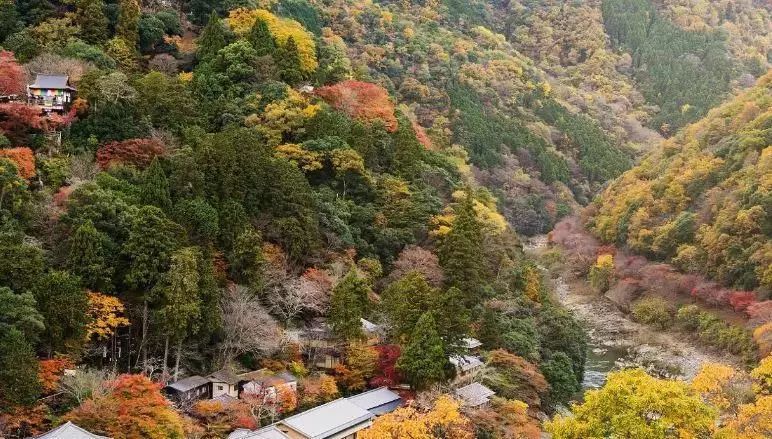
left=228, top=387, right=403, bottom=439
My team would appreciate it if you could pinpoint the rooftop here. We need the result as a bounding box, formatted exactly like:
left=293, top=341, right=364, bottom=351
left=28, top=74, right=76, bottom=90
left=165, top=375, right=210, bottom=392
left=455, top=382, right=495, bottom=407
left=449, top=355, right=484, bottom=372
left=280, top=397, right=373, bottom=439
left=461, top=337, right=482, bottom=349
left=33, top=421, right=110, bottom=439
left=209, top=369, right=240, bottom=385
left=238, top=369, right=297, bottom=386
left=346, top=387, right=402, bottom=415
left=227, top=426, right=289, bottom=439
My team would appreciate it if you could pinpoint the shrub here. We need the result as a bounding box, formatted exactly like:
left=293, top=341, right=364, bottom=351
left=631, top=296, right=674, bottom=329
left=676, top=305, right=702, bottom=330
left=96, top=138, right=165, bottom=169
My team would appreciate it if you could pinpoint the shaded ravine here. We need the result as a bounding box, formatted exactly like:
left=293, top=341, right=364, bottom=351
left=524, top=235, right=741, bottom=396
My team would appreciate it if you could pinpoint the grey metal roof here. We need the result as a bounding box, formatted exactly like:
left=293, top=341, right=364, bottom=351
left=346, top=387, right=402, bottom=415
left=33, top=421, right=110, bottom=439
left=228, top=426, right=289, bottom=439
left=165, top=375, right=210, bottom=392
left=209, top=369, right=240, bottom=384
left=450, top=355, right=484, bottom=372
left=275, top=371, right=297, bottom=383
left=360, top=318, right=379, bottom=333
left=280, top=397, right=373, bottom=439
left=455, top=382, right=495, bottom=407
left=28, top=74, right=75, bottom=90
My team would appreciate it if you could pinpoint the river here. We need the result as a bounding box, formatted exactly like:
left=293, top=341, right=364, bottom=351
left=524, top=235, right=741, bottom=398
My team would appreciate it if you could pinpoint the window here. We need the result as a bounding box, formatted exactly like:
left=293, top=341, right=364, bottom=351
left=217, top=385, right=223, bottom=391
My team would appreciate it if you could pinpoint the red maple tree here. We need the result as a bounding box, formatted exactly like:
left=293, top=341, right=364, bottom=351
left=0, top=51, right=25, bottom=96
left=0, top=147, right=36, bottom=179
left=316, top=81, right=398, bottom=132
left=96, top=138, right=165, bottom=170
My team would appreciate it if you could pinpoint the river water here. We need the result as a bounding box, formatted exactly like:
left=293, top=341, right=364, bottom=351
left=524, top=236, right=741, bottom=399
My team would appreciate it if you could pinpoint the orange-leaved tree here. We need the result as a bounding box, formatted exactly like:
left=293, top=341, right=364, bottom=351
left=96, top=138, right=165, bottom=170
left=316, top=81, right=398, bottom=132
left=65, top=374, right=185, bottom=439
left=0, top=51, right=25, bottom=96
left=0, top=147, right=35, bottom=179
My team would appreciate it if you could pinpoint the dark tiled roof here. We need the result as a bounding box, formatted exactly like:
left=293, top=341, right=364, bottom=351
left=165, top=375, right=210, bottom=392
left=29, top=74, right=75, bottom=90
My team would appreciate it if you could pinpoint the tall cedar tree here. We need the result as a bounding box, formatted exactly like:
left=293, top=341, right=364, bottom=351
left=141, top=158, right=172, bottom=212
left=397, top=312, right=447, bottom=390
left=154, top=247, right=203, bottom=380
left=75, top=0, right=108, bottom=44
left=249, top=17, right=276, bottom=57
left=197, top=11, right=226, bottom=61
left=0, top=287, right=45, bottom=345
left=32, top=271, right=90, bottom=356
left=0, top=328, right=41, bottom=406
left=66, top=219, right=115, bottom=292
left=116, top=0, right=140, bottom=46
left=438, top=193, right=486, bottom=308
left=434, top=286, right=470, bottom=355
left=381, top=270, right=438, bottom=341
left=278, top=36, right=303, bottom=84
left=329, top=270, right=370, bottom=340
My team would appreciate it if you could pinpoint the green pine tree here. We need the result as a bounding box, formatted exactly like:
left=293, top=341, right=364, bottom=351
left=329, top=269, right=370, bottom=340
left=381, top=271, right=438, bottom=341
left=66, top=219, right=115, bottom=292
left=0, top=328, right=41, bottom=406
left=141, top=158, right=172, bottom=212
left=248, top=17, right=276, bottom=57
left=435, top=286, right=470, bottom=355
left=397, top=312, right=447, bottom=390
left=32, top=271, right=90, bottom=355
left=75, top=0, right=108, bottom=44
left=116, top=0, right=140, bottom=46
left=197, top=11, right=226, bottom=62
left=438, top=191, right=487, bottom=308
left=278, top=36, right=303, bottom=84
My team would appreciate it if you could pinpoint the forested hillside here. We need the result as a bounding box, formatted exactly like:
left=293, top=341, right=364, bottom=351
left=591, top=72, right=771, bottom=294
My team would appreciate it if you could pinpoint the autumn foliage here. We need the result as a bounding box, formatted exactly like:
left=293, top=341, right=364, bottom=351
left=96, top=139, right=165, bottom=170
left=0, top=51, right=25, bottom=96
left=0, top=147, right=36, bottom=179
left=86, top=291, right=130, bottom=341
left=38, top=357, right=74, bottom=395
left=316, top=81, right=398, bottom=132
left=65, top=374, right=185, bottom=439
left=369, top=344, right=402, bottom=388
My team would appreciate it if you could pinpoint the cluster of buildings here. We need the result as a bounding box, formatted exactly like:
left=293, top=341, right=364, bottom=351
left=29, top=322, right=495, bottom=438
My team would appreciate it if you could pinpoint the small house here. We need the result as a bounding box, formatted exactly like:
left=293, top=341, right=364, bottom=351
left=276, top=397, right=374, bottom=439
left=450, top=355, right=484, bottom=378
left=228, top=425, right=290, bottom=439
left=461, top=337, right=482, bottom=351
left=164, top=375, right=211, bottom=402
left=455, top=382, right=495, bottom=408
left=208, top=369, right=240, bottom=399
left=27, top=74, right=76, bottom=112
left=238, top=369, right=298, bottom=401
left=31, top=421, right=110, bottom=439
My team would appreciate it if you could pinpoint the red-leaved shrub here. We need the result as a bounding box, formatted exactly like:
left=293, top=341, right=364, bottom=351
left=728, top=291, right=757, bottom=312
left=316, top=81, right=398, bottom=132
left=369, top=344, right=401, bottom=388
left=0, top=147, right=35, bottom=179
left=96, top=139, right=164, bottom=169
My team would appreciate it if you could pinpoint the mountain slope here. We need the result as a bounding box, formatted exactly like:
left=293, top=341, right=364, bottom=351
left=590, top=71, right=771, bottom=294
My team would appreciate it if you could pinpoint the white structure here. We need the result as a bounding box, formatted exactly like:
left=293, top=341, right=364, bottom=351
left=31, top=421, right=110, bottom=439
left=461, top=337, right=482, bottom=350
left=450, top=355, right=484, bottom=377
left=208, top=369, right=240, bottom=398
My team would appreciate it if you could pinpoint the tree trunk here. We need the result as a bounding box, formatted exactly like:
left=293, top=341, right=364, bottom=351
left=174, top=338, right=182, bottom=382
left=141, top=299, right=148, bottom=372
left=163, top=336, right=169, bottom=380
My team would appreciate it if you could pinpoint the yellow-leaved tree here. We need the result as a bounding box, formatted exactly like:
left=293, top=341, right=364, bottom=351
left=226, top=8, right=317, bottom=73
left=545, top=369, right=716, bottom=438
left=359, top=395, right=474, bottom=439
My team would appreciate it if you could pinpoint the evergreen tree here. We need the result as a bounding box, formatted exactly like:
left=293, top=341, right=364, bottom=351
left=329, top=270, right=370, bottom=340
left=0, top=287, right=44, bottom=345
left=116, top=0, right=140, bottom=46
left=142, top=159, right=171, bottom=212
left=123, top=206, right=181, bottom=291
left=0, top=328, right=40, bottom=406
left=227, top=227, right=265, bottom=290
left=278, top=36, right=303, bottom=84
left=381, top=271, right=438, bottom=341
left=196, top=11, right=226, bottom=62
left=75, top=0, right=108, bottom=44
left=66, top=219, right=115, bottom=292
left=434, top=286, right=469, bottom=355
left=248, top=17, right=276, bottom=57
left=32, top=271, right=90, bottom=355
left=438, top=192, right=487, bottom=308
left=397, top=312, right=447, bottom=390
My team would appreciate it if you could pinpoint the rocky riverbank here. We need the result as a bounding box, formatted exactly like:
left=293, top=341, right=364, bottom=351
left=525, top=235, right=741, bottom=392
